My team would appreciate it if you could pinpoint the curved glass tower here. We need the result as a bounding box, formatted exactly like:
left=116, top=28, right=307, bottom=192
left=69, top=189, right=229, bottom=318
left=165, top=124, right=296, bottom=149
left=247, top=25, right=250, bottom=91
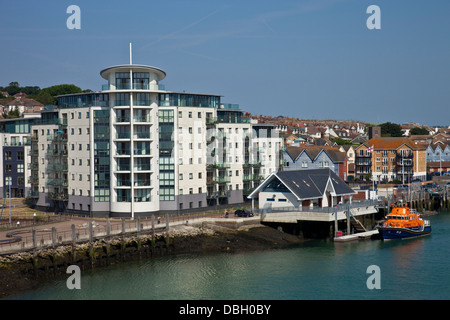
left=100, top=64, right=166, bottom=217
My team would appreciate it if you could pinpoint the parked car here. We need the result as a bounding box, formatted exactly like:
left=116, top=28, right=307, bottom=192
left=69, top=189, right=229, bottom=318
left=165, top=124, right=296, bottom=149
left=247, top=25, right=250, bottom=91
left=234, top=209, right=254, bottom=217
left=424, top=183, right=441, bottom=193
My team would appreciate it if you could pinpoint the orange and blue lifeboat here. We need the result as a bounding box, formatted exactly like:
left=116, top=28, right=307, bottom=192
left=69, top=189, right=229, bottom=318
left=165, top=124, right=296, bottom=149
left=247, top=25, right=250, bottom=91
left=378, top=204, right=431, bottom=240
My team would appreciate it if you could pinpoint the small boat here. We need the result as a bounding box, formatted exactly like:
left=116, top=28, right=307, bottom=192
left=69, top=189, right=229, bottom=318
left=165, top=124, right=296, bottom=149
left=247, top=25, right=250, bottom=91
left=378, top=204, right=431, bottom=240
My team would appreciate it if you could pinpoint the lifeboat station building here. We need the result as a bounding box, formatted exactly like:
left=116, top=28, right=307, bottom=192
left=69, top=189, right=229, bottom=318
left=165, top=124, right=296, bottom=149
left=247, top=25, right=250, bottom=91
left=248, top=168, right=378, bottom=238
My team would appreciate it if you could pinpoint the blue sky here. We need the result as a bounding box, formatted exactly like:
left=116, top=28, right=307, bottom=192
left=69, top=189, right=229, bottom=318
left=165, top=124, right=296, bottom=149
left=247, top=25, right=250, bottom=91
left=1, top=0, right=449, bottom=126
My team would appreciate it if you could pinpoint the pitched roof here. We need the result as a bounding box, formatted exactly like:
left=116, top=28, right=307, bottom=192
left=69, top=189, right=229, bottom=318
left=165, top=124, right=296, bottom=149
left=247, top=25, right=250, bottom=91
left=6, top=98, right=44, bottom=107
left=285, top=146, right=346, bottom=163
left=356, top=137, right=426, bottom=151
left=248, top=168, right=355, bottom=200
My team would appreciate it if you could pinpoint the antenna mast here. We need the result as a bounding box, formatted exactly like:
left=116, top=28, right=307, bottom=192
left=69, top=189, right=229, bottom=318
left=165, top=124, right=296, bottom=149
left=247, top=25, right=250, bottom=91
left=129, top=42, right=132, bottom=65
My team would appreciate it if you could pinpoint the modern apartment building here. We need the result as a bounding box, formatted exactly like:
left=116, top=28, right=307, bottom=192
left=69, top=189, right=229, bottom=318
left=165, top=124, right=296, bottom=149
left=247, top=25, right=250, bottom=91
left=354, top=137, right=427, bottom=183
left=22, top=63, right=282, bottom=218
left=0, top=115, right=41, bottom=199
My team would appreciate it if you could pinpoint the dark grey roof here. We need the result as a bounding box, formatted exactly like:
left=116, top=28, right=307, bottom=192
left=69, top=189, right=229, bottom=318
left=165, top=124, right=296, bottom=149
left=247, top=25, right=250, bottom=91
left=249, top=168, right=355, bottom=200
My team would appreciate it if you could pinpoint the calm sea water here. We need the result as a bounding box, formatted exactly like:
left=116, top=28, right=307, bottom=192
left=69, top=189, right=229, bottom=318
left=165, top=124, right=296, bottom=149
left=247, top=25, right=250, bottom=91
left=8, top=213, right=450, bottom=300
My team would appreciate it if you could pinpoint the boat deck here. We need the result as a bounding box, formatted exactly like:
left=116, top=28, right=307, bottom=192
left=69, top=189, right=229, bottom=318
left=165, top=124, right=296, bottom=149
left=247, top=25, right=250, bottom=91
left=334, top=230, right=379, bottom=242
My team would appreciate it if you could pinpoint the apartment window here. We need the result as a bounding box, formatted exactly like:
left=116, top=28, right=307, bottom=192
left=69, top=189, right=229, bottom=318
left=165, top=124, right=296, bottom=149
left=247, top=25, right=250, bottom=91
left=198, top=172, right=202, bottom=179
left=78, top=128, right=82, bottom=135
left=178, top=111, right=182, bottom=118
left=4, top=151, right=11, bottom=160
left=179, top=173, right=183, bottom=180
left=197, top=112, right=201, bottom=118
left=17, top=164, right=24, bottom=173
left=189, top=173, right=193, bottom=179
left=17, top=151, right=24, bottom=160
left=188, top=112, right=192, bottom=118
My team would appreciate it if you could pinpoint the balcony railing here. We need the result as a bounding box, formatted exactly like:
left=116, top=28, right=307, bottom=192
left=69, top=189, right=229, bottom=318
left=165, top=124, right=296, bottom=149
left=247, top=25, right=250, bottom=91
left=115, top=116, right=130, bottom=123
left=134, top=133, right=151, bottom=139
left=397, top=152, right=413, bottom=159
left=116, top=149, right=131, bottom=156
left=134, top=180, right=151, bottom=187
left=134, top=165, right=151, bottom=171
left=134, top=149, right=151, bottom=156
left=116, top=133, right=131, bottom=139
left=134, top=116, right=151, bottom=123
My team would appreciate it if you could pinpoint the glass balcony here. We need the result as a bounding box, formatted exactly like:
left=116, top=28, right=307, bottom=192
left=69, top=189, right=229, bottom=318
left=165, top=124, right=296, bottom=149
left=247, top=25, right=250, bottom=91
left=115, top=116, right=130, bottom=123
left=134, top=116, right=151, bottom=123
left=134, top=149, right=151, bottom=156
left=116, top=149, right=131, bottom=156
left=134, top=100, right=151, bottom=106
left=116, top=165, right=131, bottom=171
left=115, top=100, right=130, bottom=106
left=134, top=164, right=151, bottom=171
left=116, top=133, right=131, bottom=139
left=117, top=179, right=131, bottom=187
left=134, top=132, right=151, bottom=139
left=134, top=180, right=151, bottom=187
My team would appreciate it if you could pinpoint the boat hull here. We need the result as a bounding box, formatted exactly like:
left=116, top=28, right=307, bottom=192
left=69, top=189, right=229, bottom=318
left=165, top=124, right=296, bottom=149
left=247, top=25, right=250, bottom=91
left=378, top=226, right=431, bottom=240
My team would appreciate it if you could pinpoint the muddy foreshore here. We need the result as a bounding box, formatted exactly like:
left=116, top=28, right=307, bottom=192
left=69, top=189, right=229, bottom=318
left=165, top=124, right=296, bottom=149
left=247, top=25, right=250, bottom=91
left=0, top=222, right=304, bottom=298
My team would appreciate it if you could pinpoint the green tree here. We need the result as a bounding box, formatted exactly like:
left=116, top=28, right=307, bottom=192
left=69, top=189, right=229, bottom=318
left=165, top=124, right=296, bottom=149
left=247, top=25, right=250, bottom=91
left=34, top=92, right=56, bottom=105
left=5, top=82, right=21, bottom=96
left=380, top=122, right=403, bottom=137
left=410, top=127, right=429, bottom=135
left=21, top=86, right=41, bottom=95
left=40, top=84, right=82, bottom=97
left=5, top=106, right=21, bottom=119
